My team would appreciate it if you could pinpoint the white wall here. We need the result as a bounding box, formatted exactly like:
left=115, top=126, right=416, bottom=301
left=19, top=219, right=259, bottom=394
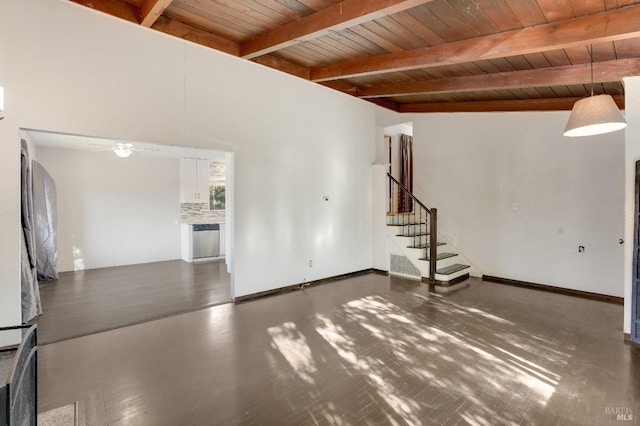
left=623, top=76, right=640, bottom=334
left=36, top=147, right=181, bottom=271
left=371, top=164, right=389, bottom=271
left=378, top=111, right=625, bottom=297
left=0, top=0, right=376, bottom=338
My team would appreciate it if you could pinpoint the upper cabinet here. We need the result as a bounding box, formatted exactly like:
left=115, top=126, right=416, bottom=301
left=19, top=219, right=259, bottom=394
left=180, top=158, right=210, bottom=203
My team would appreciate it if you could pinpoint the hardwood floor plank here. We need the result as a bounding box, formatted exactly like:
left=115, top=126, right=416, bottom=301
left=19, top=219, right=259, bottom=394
left=36, top=274, right=640, bottom=424
left=32, top=259, right=230, bottom=344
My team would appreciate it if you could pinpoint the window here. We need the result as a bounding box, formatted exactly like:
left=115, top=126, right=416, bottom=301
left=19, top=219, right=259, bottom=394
left=210, top=183, right=225, bottom=210
left=209, top=162, right=225, bottom=211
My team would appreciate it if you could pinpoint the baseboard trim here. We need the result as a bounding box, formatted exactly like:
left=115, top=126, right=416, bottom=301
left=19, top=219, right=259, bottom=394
left=623, top=333, right=640, bottom=346
left=372, top=269, right=389, bottom=275
left=482, top=275, right=624, bottom=305
left=235, top=269, right=376, bottom=303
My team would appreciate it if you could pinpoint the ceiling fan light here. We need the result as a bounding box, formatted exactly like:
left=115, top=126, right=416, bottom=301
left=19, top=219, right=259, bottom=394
left=113, top=148, right=132, bottom=158
left=563, top=94, right=627, bottom=137
left=113, top=143, right=133, bottom=158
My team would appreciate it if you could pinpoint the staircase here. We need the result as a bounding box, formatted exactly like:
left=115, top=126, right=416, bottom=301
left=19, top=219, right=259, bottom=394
left=386, top=174, right=470, bottom=288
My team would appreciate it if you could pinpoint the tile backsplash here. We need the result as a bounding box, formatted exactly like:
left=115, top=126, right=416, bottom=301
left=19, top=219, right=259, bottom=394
left=180, top=203, right=225, bottom=221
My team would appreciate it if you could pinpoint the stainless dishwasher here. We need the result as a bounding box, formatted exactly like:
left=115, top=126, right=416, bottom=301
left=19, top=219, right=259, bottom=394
left=192, top=224, right=220, bottom=258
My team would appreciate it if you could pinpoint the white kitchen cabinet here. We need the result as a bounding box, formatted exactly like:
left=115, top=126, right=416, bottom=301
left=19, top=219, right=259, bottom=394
left=180, top=158, right=210, bottom=203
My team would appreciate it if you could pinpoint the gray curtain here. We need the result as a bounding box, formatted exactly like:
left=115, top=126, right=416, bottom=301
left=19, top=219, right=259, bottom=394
left=32, top=161, right=58, bottom=281
left=21, top=140, right=42, bottom=323
left=399, top=134, right=413, bottom=213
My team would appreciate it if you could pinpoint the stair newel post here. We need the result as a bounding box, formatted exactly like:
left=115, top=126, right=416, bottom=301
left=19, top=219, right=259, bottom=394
left=429, top=208, right=438, bottom=284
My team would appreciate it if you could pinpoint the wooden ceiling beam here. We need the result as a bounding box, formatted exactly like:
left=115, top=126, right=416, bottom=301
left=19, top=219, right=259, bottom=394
left=240, top=0, right=434, bottom=59
left=310, top=5, right=640, bottom=81
left=366, top=98, right=400, bottom=111
left=140, top=0, right=173, bottom=27
left=319, top=80, right=359, bottom=95
left=71, top=0, right=140, bottom=24
left=251, top=55, right=310, bottom=80
left=152, top=17, right=240, bottom=56
left=397, top=96, right=625, bottom=113
left=358, top=58, right=640, bottom=98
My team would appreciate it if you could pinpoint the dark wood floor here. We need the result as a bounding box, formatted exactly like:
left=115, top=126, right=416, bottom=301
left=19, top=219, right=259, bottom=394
left=33, top=260, right=230, bottom=344
left=37, top=274, right=639, bottom=425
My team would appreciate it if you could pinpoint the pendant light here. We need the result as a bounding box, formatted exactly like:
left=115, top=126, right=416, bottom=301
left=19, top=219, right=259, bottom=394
left=563, top=45, right=627, bottom=137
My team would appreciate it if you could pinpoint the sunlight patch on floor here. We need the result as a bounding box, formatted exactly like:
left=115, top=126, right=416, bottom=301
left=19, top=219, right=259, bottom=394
left=267, top=322, right=317, bottom=385
left=337, top=294, right=565, bottom=424
left=315, top=314, right=421, bottom=425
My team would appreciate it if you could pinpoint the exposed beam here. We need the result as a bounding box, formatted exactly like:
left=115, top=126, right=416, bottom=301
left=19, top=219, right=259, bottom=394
left=152, top=17, right=240, bottom=56
left=397, top=96, right=625, bottom=113
left=252, top=55, right=310, bottom=80
left=319, top=80, right=359, bottom=95
left=71, top=0, right=140, bottom=24
left=310, top=5, right=640, bottom=81
left=240, top=0, right=433, bottom=59
left=140, top=0, right=173, bottom=27
left=358, top=58, right=640, bottom=98
left=366, top=98, right=400, bottom=111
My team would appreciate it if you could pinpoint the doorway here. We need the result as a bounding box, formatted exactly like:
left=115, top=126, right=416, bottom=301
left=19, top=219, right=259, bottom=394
left=21, top=129, right=235, bottom=343
left=383, top=122, right=414, bottom=213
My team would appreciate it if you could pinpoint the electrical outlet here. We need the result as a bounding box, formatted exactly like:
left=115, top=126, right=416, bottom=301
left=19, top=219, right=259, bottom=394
left=309, top=260, right=313, bottom=267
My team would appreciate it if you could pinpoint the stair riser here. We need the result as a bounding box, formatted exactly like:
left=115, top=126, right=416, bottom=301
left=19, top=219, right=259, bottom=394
left=435, top=256, right=459, bottom=270
left=405, top=244, right=449, bottom=257
left=387, top=215, right=425, bottom=225
left=398, top=235, right=429, bottom=246
left=435, top=267, right=470, bottom=282
left=413, top=255, right=458, bottom=277
left=395, top=224, right=428, bottom=234
left=397, top=234, right=432, bottom=245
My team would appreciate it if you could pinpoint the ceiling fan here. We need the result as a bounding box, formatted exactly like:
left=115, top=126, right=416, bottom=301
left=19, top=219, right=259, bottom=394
left=90, top=142, right=159, bottom=158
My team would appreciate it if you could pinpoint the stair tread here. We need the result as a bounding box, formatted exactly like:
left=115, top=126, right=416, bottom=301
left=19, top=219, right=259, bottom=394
left=387, top=212, right=416, bottom=216
left=386, top=222, right=425, bottom=226
left=407, top=242, right=446, bottom=249
left=436, top=264, right=470, bottom=275
left=419, top=252, right=458, bottom=261
left=396, top=232, right=429, bottom=237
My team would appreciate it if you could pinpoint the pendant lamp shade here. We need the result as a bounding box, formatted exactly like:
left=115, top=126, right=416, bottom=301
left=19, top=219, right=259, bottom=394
left=563, top=94, right=627, bottom=137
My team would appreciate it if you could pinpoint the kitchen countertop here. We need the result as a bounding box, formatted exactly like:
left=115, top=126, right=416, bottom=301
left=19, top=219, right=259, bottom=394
left=181, top=218, right=225, bottom=225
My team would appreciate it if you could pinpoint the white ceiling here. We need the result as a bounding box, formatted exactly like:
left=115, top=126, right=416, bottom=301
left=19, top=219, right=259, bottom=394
left=23, top=129, right=227, bottom=162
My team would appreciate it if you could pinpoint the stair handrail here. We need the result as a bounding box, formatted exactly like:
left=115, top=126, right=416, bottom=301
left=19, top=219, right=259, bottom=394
left=387, top=173, right=438, bottom=283
left=387, top=173, right=430, bottom=213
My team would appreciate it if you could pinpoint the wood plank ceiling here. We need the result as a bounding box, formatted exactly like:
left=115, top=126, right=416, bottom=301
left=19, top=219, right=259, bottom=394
left=71, top=0, right=640, bottom=112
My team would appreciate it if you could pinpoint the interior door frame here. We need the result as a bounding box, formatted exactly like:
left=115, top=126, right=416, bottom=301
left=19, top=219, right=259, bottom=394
left=632, top=160, right=640, bottom=343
